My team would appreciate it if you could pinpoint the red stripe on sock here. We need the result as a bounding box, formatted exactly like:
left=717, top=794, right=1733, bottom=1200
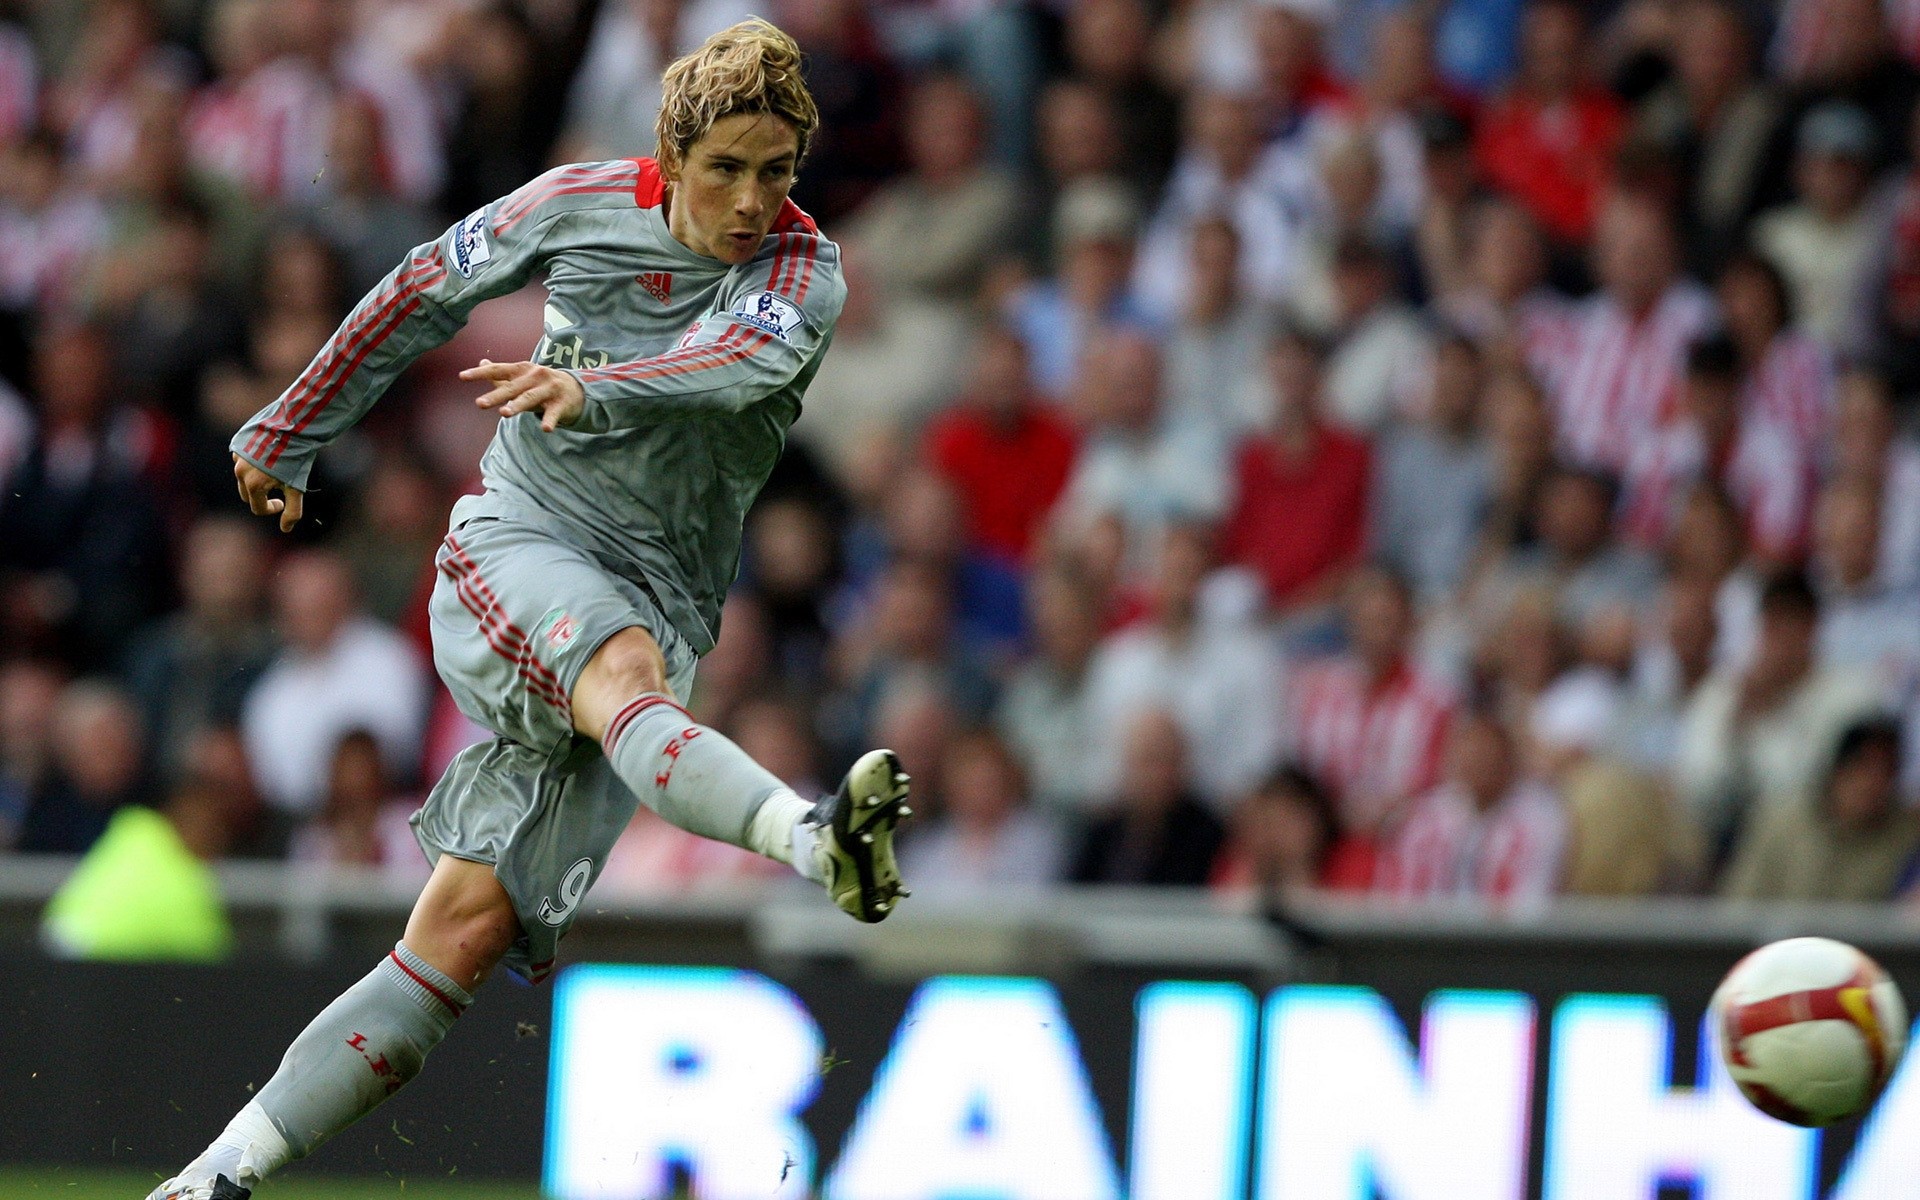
left=602, top=694, right=690, bottom=755
left=389, top=951, right=467, bottom=1016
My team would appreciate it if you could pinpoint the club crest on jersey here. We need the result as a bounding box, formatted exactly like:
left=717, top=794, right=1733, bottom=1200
left=451, top=209, right=492, bottom=278
left=729, top=290, right=803, bottom=342
left=538, top=608, right=579, bottom=651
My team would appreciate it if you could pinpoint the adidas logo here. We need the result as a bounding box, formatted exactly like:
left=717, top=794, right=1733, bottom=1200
left=636, top=271, right=673, bottom=304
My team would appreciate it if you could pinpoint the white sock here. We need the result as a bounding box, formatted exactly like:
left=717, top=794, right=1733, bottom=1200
left=211, top=1099, right=293, bottom=1182
left=745, top=789, right=824, bottom=881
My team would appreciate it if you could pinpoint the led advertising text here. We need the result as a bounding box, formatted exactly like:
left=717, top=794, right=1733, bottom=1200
left=544, top=965, right=1920, bottom=1200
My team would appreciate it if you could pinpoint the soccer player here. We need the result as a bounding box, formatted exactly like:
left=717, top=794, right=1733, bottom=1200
left=151, top=21, right=911, bottom=1200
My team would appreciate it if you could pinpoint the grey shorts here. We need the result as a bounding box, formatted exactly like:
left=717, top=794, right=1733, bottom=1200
left=412, top=516, right=697, bottom=983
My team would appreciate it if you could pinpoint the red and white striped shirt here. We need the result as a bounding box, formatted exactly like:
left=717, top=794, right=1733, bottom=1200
left=1552, top=283, right=1718, bottom=472
left=1441, top=286, right=1582, bottom=392
left=1376, top=778, right=1567, bottom=902
left=1621, top=418, right=1816, bottom=560
left=1289, top=656, right=1457, bottom=835
left=1744, top=331, right=1835, bottom=455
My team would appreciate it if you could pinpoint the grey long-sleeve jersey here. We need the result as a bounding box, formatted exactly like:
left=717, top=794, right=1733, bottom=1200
left=232, top=159, right=847, bottom=654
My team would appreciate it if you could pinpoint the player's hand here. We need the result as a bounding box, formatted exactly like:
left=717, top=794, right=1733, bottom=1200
left=462, top=358, right=585, bottom=432
left=233, top=454, right=304, bottom=532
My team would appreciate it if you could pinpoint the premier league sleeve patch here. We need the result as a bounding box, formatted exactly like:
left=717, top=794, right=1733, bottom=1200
left=450, top=209, right=492, bottom=279
left=729, top=291, right=805, bottom=342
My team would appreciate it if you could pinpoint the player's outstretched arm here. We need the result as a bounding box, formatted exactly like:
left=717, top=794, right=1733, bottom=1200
left=227, top=162, right=629, bottom=526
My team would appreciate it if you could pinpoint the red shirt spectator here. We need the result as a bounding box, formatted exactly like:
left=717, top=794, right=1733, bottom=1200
left=1223, top=330, right=1371, bottom=611
left=1288, top=567, right=1457, bottom=837
left=924, top=327, right=1077, bottom=564
left=1473, top=0, right=1626, bottom=243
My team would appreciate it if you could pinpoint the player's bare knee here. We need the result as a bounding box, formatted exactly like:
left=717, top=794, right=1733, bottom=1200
left=574, top=627, right=670, bottom=739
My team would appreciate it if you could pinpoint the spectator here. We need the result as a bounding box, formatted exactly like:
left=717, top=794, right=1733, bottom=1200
left=1371, top=332, right=1495, bottom=605
left=1716, top=251, right=1835, bottom=455
left=792, top=240, right=971, bottom=470
left=333, top=450, right=450, bottom=627
left=1023, top=78, right=1126, bottom=266
left=1665, top=481, right=1764, bottom=670
left=1851, top=104, right=1920, bottom=393
left=1811, top=475, right=1920, bottom=696
left=1070, top=708, right=1226, bottom=886
left=1412, top=109, right=1486, bottom=310
left=100, top=199, right=246, bottom=419
left=1555, top=192, right=1717, bottom=472
left=438, top=5, right=557, bottom=220
left=1435, top=197, right=1578, bottom=386
left=1721, top=716, right=1920, bottom=901
left=830, top=557, right=995, bottom=761
left=1614, top=575, right=1724, bottom=774
left=1480, top=463, right=1661, bottom=631
left=1248, top=0, right=1350, bottom=135
left=923, top=325, right=1078, bottom=566
left=288, top=729, right=426, bottom=882
left=1753, top=102, right=1883, bottom=348
left=1054, top=325, right=1229, bottom=572
left=122, top=515, right=276, bottom=786
left=997, top=564, right=1105, bottom=820
left=0, top=660, right=64, bottom=847
left=876, top=469, right=1026, bottom=654
left=1620, top=335, right=1813, bottom=564
left=300, top=92, right=440, bottom=301
left=1676, top=571, right=1882, bottom=859
left=560, top=0, right=756, bottom=165
left=1378, top=706, right=1568, bottom=902
left=18, top=681, right=149, bottom=855
left=899, top=727, right=1065, bottom=890
left=1320, top=235, right=1430, bottom=432
left=742, top=496, right=841, bottom=694
left=1291, top=565, right=1458, bottom=838
left=0, top=130, right=106, bottom=319
left=1010, top=179, right=1152, bottom=397
left=1064, top=0, right=1181, bottom=195
left=1133, top=89, right=1296, bottom=322
left=1163, top=216, right=1270, bottom=437
left=1474, top=0, right=1627, bottom=246
left=241, top=550, right=429, bottom=844
left=1280, top=131, right=1409, bottom=335
left=1831, top=367, right=1920, bottom=590
left=1084, top=521, right=1287, bottom=812
left=1634, top=0, right=1786, bottom=272
left=0, top=321, right=171, bottom=669
left=1472, top=367, right=1556, bottom=571
left=1771, top=0, right=1920, bottom=163
left=843, top=72, right=1019, bottom=304
left=1221, top=325, right=1371, bottom=619
left=1213, top=763, right=1374, bottom=896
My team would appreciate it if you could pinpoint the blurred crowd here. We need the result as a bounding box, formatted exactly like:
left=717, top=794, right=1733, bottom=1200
left=6, top=0, right=1920, bottom=925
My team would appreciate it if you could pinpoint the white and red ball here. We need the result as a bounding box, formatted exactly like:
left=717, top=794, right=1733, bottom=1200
left=1712, top=937, right=1908, bottom=1127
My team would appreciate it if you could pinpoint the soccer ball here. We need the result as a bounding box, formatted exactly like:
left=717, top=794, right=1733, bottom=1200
left=1712, top=936, right=1908, bottom=1127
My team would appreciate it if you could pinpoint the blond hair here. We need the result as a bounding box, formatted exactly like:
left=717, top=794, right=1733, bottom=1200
left=656, top=18, right=819, bottom=177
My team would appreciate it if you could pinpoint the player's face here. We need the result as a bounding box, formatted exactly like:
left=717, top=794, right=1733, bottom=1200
left=666, top=113, right=801, bottom=264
